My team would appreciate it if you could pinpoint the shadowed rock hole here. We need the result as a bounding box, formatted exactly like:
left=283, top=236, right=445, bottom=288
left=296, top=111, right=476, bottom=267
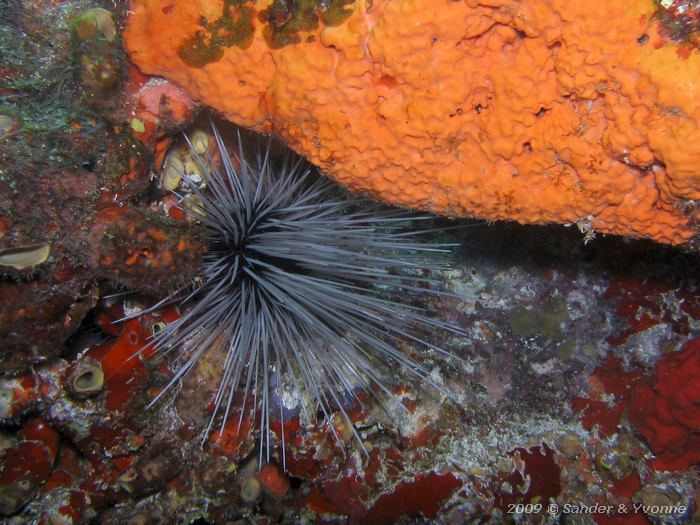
left=289, top=476, right=303, bottom=489
left=189, top=519, right=213, bottom=525
left=81, top=158, right=96, bottom=172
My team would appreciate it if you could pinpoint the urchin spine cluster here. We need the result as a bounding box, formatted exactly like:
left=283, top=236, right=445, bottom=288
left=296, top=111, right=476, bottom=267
left=140, top=125, right=465, bottom=466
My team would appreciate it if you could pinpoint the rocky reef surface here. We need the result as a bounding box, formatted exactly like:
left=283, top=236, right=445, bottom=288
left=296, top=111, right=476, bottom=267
left=1, top=1, right=700, bottom=524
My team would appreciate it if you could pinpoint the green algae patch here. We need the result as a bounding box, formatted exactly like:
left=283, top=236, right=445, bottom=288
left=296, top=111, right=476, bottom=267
left=177, top=0, right=256, bottom=67
left=176, top=0, right=358, bottom=60
left=71, top=8, right=123, bottom=97
left=261, top=0, right=320, bottom=49
left=260, top=0, right=356, bottom=49
left=321, top=0, right=356, bottom=26
left=179, top=33, right=226, bottom=68
left=509, top=298, right=569, bottom=342
left=72, top=8, right=117, bottom=43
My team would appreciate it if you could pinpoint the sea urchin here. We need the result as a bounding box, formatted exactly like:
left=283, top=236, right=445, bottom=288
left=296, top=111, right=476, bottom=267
left=140, top=125, right=466, bottom=466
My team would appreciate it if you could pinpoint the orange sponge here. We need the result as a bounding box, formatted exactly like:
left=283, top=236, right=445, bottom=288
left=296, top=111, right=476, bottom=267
left=125, top=0, right=700, bottom=245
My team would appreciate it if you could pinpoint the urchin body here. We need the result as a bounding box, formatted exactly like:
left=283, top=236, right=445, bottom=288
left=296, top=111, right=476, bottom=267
left=143, top=126, right=464, bottom=465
